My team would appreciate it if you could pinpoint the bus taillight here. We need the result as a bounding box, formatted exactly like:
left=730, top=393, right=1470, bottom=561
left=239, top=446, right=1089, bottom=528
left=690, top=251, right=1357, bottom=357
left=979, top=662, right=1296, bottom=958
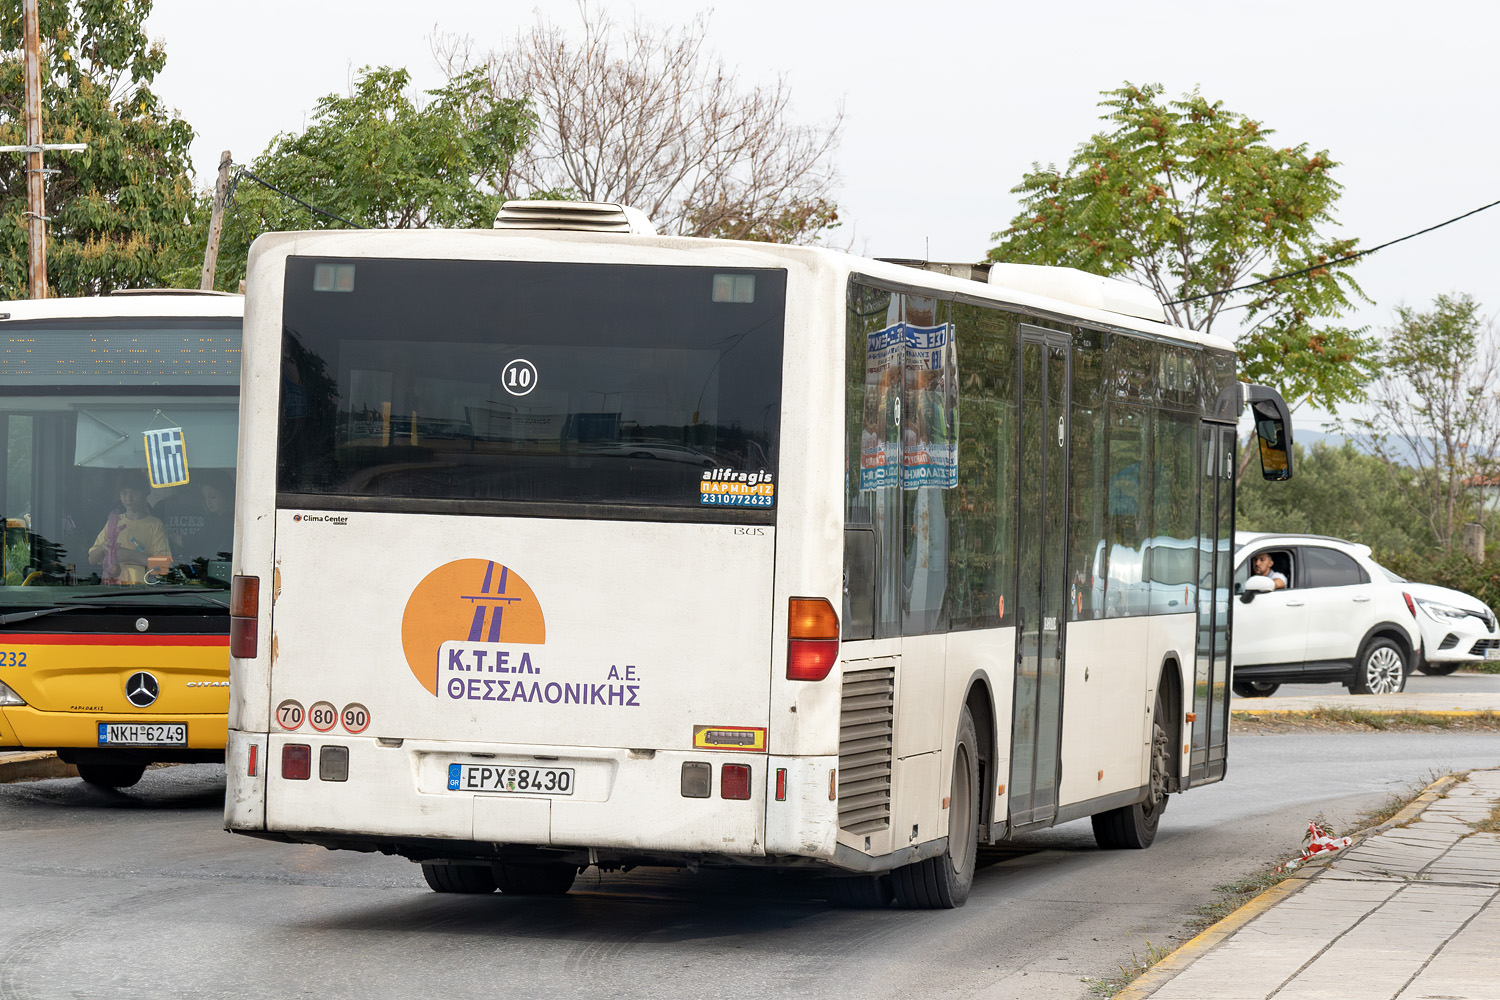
left=231, top=575, right=260, bottom=658
left=787, top=597, right=839, bottom=681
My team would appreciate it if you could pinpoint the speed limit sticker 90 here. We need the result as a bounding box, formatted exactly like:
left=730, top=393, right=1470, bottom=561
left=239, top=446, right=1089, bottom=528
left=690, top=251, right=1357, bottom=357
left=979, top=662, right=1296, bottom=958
left=276, top=700, right=305, bottom=731
left=340, top=703, right=371, bottom=734
left=308, top=701, right=339, bottom=733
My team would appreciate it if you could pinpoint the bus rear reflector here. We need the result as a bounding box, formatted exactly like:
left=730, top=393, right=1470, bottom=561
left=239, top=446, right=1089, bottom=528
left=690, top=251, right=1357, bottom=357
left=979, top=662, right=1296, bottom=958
left=787, top=597, right=838, bottom=681
left=775, top=767, right=787, bottom=801
left=230, top=617, right=258, bottom=659
left=282, top=744, right=311, bottom=780
left=231, top=574, right=260, bottom=658
left=721, top=764, right=751, bottom=800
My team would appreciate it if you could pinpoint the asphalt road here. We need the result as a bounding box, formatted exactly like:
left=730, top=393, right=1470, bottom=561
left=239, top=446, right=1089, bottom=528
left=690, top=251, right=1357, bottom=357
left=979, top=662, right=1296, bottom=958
left=1, top=729, right=1497, bottom=1000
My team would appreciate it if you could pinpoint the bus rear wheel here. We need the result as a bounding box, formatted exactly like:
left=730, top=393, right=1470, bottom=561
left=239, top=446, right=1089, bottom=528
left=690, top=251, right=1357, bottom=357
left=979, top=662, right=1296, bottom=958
left=77, top=762, right=147, bottom=789
left=891, top=708, right=978, bottom=909
left=421, top=862, right=497, bottom=894
left=1092, top=694, right=1169, bottom=850
left=492, top=862, right=577, bottom=895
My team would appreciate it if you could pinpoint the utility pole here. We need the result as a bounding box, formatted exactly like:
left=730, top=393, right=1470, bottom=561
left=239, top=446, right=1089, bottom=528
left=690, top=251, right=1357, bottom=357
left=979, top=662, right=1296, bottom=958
left=0, top=0, right=86, bottom=298
left=199, top=151, right=233, bottom=290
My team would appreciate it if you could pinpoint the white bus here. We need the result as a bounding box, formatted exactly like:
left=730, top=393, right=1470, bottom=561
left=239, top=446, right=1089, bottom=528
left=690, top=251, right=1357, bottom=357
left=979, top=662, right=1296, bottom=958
left=224, top=203, right=1292, bottom=908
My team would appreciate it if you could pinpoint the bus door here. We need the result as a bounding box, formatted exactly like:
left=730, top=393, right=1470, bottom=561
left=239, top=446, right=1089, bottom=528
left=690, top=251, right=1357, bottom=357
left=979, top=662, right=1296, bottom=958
left=1190, top=424, right=1235, bottom=783
left=1009, top=328, right=1070, bottom=827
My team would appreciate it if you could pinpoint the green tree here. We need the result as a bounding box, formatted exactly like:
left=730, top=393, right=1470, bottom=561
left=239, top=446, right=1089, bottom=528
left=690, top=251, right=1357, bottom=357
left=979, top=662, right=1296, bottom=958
left=205, top=65, right=534, bottom=291
left=0, top=0, right=199, bottom=297
left=1237, top=440, right=1423, bottom=555
left=989, top=83, right=1375, bottom=412
left=1352, top=294, right=1500, bottom=552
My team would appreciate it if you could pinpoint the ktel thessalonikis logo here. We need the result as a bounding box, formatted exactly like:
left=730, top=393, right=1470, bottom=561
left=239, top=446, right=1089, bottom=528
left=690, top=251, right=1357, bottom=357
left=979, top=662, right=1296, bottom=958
left=400, top=558, right=641, bottom=708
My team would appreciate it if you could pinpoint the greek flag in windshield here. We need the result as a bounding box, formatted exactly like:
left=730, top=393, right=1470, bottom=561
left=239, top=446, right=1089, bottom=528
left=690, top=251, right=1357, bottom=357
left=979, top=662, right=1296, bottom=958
left=144, top=426, right=189, bottom=487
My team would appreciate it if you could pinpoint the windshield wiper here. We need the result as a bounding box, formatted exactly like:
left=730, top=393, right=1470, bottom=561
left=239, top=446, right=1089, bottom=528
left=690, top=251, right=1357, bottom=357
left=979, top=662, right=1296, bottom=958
left=60, top=588, right=229, bottom=608
left=0, top=605, right=88, bottom=626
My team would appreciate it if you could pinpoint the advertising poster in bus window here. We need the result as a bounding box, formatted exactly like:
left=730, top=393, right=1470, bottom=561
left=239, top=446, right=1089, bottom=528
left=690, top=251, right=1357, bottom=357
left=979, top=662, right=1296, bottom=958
left=902, top=322, right=958, bottom=489
left=859, top=322, right=902, bottom=491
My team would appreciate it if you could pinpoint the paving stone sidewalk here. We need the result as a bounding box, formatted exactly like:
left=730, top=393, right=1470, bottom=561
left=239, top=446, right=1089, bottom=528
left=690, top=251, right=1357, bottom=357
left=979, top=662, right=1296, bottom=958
left=1131, top=767, right=1500, bottom=1000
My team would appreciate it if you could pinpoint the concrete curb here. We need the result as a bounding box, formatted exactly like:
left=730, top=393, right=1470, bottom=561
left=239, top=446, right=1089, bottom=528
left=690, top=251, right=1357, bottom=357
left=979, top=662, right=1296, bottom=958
left=1113, top=770, right=1463, bottom=1000
left=1232, top=708, right=1496, bottom=717
left=0, top=751, right=78, bottom=783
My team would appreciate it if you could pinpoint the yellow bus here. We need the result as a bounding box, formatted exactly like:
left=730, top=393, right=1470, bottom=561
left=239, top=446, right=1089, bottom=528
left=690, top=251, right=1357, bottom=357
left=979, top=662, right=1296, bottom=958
left=0, top=291, right=242, bottom=787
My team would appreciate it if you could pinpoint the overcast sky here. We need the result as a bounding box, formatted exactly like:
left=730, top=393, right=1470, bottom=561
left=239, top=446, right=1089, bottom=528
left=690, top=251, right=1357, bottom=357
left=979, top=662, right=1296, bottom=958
left=144, top=0, right=1497, bottom=427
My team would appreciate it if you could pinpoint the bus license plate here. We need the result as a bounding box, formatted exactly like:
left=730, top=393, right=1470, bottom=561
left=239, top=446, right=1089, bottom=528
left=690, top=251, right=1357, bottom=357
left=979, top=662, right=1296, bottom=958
left=98, top=723, right=187, bottom=746
left=448, top=763, right=574, bottom=796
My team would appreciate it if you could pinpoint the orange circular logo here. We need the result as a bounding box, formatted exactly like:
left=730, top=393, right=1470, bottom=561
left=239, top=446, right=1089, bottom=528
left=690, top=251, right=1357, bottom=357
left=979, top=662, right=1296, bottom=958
left=401, top=559, right=546, bottom=695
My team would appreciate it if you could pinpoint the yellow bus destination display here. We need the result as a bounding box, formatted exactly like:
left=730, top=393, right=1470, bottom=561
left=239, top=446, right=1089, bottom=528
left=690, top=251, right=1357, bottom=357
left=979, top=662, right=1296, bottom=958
left=0, top=327, right=241, bottom=385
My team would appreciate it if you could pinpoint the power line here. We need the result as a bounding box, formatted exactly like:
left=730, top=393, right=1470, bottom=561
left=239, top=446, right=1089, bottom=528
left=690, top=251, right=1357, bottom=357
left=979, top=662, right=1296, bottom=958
left=229, top=166, right=366, bottom=229
left=1165, top=196, right=1500, bottom=307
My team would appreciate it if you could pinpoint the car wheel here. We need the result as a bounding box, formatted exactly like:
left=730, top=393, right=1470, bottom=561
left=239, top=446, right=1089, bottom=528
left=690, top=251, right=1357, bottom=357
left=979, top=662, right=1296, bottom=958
left=1350, top=636, right=1408, bottom=695
left=77, top=762, right=147, bottom=788
left=1232, top=680, right=1280, bottom=698
left=1416, top=660, right=1461, bottom=676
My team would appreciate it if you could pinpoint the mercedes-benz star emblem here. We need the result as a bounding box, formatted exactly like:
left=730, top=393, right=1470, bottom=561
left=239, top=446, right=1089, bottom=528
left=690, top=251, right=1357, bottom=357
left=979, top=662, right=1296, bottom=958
left=125, top=671, right=159, bottom=708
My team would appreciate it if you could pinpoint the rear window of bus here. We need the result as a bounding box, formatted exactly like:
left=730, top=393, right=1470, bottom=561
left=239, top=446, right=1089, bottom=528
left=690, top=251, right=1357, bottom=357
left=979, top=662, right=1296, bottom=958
left=277, top=257, right=785, bottom=516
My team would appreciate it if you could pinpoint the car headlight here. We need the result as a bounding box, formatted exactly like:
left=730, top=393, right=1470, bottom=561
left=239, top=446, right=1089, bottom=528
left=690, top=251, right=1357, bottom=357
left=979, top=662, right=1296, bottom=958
left=1415, top=599, right=1475, bottom=623
left=0, top=680, right=26, bottom=706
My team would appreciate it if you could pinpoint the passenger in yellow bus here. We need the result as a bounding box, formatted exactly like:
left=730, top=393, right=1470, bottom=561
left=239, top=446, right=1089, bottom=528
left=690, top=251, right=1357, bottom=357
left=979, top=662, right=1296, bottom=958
left=88, top=471, right=172, bottom=585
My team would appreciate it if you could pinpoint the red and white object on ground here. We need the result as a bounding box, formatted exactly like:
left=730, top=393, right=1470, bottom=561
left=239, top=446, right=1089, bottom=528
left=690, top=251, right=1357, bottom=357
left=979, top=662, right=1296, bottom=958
left=1275, top=821, right=1354, bottom=873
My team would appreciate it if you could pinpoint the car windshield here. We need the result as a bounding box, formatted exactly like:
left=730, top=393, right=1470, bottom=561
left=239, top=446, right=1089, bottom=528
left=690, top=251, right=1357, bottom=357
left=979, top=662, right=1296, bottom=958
left=1369, top=560, right=1407, bottom=584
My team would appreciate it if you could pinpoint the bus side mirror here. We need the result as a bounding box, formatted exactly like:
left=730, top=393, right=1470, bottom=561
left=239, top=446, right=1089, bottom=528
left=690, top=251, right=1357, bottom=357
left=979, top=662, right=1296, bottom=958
left=1241, top=384, right=1294, bottom=481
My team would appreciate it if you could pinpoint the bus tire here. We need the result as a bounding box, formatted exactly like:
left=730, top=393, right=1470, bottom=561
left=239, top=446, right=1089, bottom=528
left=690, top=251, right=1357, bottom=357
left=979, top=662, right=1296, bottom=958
left=421, top=862, right=497, bottom=894
left=77, top=762, right=147, bottom=789
left=823, top=874, right=893, bottom=908
left=891, top=708, right=978, bottom=909
left=1091, top=694, right=1169, bottom=850
left=492, top=862, right=576, bottom=896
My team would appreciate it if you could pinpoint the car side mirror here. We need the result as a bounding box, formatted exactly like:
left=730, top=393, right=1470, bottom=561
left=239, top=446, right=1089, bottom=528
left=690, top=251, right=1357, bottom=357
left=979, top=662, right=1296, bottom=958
left=1240, top=575, right=1274, bottom=603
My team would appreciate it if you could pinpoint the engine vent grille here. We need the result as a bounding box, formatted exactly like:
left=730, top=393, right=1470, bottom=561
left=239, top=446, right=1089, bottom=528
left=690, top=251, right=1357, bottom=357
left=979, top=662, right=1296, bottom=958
left=838, top=663, right=894, bottom=835
left=493, top=200, right=656, bottom=235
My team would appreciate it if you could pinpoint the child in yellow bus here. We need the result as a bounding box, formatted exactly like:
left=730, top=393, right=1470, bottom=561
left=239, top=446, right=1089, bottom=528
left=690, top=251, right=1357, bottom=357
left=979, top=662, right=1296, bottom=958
left=87, top=470, right=172, bottom=584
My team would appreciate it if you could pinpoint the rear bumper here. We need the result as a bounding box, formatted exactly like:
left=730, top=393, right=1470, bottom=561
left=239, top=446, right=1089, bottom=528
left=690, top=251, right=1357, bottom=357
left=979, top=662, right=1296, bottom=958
left=227, top=730, right=840, bottom=865
left=0, top=707, right=227, bottom=754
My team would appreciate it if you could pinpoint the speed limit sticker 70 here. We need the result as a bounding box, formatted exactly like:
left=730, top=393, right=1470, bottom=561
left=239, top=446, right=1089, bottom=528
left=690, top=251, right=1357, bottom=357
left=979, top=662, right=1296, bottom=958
left=340, top=703, right=371, bottom=734
left=308, top=701, right=338, bottom=733
left=276, top=700, right=305, bottom=731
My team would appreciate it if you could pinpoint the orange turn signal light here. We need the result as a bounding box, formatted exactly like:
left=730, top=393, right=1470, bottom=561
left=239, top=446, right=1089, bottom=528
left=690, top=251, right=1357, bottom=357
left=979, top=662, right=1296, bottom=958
left=787, top=597, right=839, bottom=681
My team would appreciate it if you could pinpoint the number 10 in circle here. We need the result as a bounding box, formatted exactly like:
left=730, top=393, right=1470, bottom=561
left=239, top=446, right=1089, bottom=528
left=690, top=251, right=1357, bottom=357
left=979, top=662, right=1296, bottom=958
left=503, top=359, right=538, bottom=396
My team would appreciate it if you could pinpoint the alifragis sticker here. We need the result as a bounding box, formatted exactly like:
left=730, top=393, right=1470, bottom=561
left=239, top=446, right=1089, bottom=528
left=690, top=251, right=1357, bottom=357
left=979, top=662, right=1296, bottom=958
left=400, top=559, right=642, bottom=709
left=699, top=468, right=774, bottom=508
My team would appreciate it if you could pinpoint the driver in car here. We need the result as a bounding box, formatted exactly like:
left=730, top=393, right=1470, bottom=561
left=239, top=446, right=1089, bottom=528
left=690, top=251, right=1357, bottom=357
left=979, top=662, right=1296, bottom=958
left=1252, top=552, right=1288, bottom=590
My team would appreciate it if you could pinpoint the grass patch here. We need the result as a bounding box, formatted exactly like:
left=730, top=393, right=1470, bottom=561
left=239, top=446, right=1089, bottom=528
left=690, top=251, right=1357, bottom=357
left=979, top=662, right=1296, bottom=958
left=1086, top=940, right=1173, bottom=998
left=1470, top=801, right=1500, bottom=834
left=1184, top=867, right=1287, bottom=937
left=1476, top=661, right=1500, bottom=675
left=1232, top=709, right=1500, bottom=732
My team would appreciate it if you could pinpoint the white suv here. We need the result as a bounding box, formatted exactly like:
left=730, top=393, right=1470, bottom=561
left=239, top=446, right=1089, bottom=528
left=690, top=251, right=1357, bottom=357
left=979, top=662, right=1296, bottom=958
left=1231, top=533, right=1422, bottom=697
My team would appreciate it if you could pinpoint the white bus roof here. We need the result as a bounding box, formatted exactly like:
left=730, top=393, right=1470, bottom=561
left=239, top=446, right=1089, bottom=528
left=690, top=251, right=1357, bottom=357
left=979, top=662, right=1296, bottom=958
left=245, top=227, right=1233, bottom=354
left=0, top=290, right=243, bottom=321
